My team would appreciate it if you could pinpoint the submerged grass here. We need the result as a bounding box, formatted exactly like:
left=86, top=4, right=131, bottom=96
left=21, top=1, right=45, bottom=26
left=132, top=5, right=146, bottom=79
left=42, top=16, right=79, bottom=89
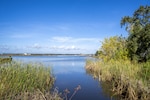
left=0, top=61, right=62, bottom=100
left=85, top=59, right=150, bottom=100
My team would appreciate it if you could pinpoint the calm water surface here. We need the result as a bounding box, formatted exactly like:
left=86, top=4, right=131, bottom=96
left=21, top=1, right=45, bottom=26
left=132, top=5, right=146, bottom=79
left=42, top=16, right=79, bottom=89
left=13, top=55, right=115, bottom=100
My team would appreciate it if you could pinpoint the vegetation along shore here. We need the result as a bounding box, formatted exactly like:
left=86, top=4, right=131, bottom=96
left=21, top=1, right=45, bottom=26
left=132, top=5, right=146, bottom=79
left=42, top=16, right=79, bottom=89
left=0, top=57, right=12, bottom=64
left=0, top=59, right=62, bottom=100
left=86, top=5, right=150, bottom=100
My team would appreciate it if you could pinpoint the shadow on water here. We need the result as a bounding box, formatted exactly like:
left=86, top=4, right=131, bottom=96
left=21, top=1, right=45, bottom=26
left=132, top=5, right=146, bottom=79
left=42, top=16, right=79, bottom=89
left=85, top=58, right=121, bottom=100
left=98, top=80, right=121, bottom=100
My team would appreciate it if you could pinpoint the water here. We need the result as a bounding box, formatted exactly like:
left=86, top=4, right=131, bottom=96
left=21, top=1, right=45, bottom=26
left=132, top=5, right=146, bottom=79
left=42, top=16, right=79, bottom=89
left=13, top=55, right=115, bottom=100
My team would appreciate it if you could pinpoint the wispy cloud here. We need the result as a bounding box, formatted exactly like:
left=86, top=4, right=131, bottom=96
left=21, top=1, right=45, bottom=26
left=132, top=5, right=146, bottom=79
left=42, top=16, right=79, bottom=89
left=51, top=36, right=101, bottom=43
left=27, top=43, right=42, bottom=49
left=50, top=45, right=81, bottom=50
left=1, top=36, right=101, bottom=54
left=0, top=44, right=24, bottom=53
left=26, top=43, right=81, bottom=51
left=47, top=36, right=101, bottom=53
left=0, top=44, right=9, bottom=51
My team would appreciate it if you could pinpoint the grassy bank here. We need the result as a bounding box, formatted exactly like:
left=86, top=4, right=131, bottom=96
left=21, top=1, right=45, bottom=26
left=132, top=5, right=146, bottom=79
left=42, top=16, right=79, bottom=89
left=85, top=60, right=150, bottom=100
left=0, top=61, right=62, bottom=100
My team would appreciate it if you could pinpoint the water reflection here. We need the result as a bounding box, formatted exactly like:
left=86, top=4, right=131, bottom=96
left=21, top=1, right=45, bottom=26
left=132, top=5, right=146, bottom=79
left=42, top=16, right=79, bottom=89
left=86, top=62, right=120, bottom=100
left=50, top=61, right=85, bottom=74
left=13, top=55, right=116, bottom=100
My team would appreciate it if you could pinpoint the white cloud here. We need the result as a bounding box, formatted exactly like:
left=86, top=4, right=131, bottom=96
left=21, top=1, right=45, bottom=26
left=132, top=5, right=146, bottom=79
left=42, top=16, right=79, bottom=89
left=33, top=43, right=42, bottom=49
left=26, top=43, right=82, bottom=52
left=27, top=43, right=42, bottom=49
left=50, top=45, right=81, bottom=50
left=51, top=36, right=101, bottom=43
left=48, top=36, right=101, bottom=53
left=1, top=36, right=101, bottom=54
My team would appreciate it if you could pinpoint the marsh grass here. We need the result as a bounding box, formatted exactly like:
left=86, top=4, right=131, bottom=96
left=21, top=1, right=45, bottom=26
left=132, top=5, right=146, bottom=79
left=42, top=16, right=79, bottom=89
left=85, top=59, right=150, bottom=100
left=0, top=61, right=62, bottom=100
left=0, top=57, right=12, bottom=64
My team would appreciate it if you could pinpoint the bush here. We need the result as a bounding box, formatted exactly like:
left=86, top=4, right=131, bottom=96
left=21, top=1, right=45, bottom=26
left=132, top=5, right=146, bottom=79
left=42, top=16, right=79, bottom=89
left=95, top=36, right=128, bottom=61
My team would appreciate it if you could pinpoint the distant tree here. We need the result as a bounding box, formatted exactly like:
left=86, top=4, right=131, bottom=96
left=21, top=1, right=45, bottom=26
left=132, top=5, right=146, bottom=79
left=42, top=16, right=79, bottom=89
left=121, top=5, right=150, bottom=62
left=95, top=50, right=100, bottom=56
left=96, top=36, right=128, bottom=61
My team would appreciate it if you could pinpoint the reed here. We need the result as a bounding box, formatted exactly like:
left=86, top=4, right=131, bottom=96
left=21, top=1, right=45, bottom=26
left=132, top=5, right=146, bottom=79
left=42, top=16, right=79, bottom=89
left=0, top=57, right=12, bottom=64
left=0, top=61, right=62, bottom=100
left=85, top=59, right=150, bottom=100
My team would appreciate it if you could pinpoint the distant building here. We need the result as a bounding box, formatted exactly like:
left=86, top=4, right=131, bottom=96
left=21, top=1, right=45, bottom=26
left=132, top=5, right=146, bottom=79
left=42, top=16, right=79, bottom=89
left=24, top=53, right=31, bottom=55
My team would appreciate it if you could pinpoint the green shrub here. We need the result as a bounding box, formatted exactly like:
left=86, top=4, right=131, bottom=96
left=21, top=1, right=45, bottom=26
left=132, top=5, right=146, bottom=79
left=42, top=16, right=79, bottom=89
left=96, top=36, right=128, bottom=62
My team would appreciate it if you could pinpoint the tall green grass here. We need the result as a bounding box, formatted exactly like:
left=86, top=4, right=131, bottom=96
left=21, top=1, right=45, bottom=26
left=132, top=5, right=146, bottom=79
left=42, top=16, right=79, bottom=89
left=0, top=61, right=62, bottom=100
left=85, top=59, right=150, bottom=100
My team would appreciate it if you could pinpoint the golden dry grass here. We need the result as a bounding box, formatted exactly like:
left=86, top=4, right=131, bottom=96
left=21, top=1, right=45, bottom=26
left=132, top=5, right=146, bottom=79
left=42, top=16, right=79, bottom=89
left=85, top=59, right=150, bottom=100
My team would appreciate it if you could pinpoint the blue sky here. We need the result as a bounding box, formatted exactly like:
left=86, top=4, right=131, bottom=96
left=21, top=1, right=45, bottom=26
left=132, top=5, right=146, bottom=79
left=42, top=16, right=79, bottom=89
left=0, top=0, right=149, bottom=54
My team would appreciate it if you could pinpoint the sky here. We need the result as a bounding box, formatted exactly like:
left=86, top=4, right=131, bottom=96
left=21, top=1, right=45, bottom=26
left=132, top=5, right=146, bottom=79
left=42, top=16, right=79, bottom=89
left=0, top=0, right=149, bottom=54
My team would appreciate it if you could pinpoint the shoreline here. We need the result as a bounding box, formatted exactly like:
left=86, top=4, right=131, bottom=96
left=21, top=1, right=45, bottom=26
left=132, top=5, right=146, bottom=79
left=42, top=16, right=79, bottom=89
left=0, top=53, right=94, bottom=57
left=85, top=60, right=150, bottom=100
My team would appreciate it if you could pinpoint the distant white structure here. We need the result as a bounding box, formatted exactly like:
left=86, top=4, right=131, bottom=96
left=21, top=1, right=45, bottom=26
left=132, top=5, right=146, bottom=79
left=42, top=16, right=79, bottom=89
left=24, top=53, right=31, bottom=55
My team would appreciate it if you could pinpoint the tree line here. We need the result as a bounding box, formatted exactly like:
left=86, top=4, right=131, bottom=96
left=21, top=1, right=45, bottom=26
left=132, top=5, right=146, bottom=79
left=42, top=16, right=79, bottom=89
left=96, top=5, right=150, bottom=63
